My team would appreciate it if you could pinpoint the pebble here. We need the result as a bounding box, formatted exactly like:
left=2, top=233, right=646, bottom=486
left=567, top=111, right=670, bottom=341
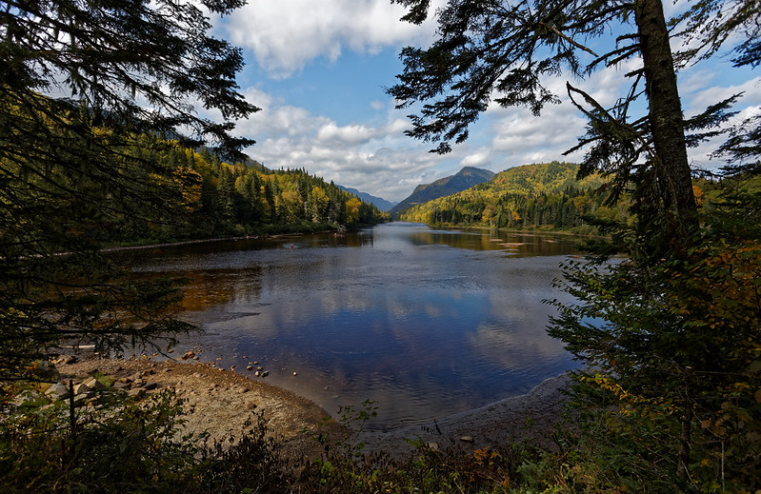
left=261, top=371, right=269, bottom=377
left=73, top=382, right=91, bottom=395
left=459, top=436, right=474, bottom=443
left=45, top=382, right=69, bottom=397
left=127, top=388, right=145, bottom=399
left=254, top=371, right=260, bottom=377
left=292, top=371, right=298, bottom=376
left=82, top=377, right=106, bottom=391
left=246, top=365, right=254, bottom=371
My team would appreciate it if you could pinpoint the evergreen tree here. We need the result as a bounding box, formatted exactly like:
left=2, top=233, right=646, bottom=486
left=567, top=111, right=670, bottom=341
left=0, top=0, right=256, bottom=380
left=390, top=0, right=758, bottom=255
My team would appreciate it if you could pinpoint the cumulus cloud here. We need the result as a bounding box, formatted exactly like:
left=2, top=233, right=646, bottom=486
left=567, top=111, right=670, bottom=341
left=219, top=0, right=444, bottom=78
left=218, top=38, right=758, bottom=203
left=231, top=87, right=462, bottom=201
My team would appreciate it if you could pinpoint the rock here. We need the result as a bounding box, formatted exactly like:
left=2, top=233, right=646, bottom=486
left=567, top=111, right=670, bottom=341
left=427, top=442, right=440, bottom=451
left=246, top=365, right=254, bottom=371
left=128, top=388, right=145, bottom=399
left=73, top=382, right=91, bottom=395
left=230, top=365, right=236, bottom=370
left=45, top=382, right=70, bottom=398
left=112, top=381, right=131, bottom=390
left=253, top=361, right=259, bottom=365
left=167, top=348, right=174, bottom=353
left=292, top=371, right=298, bottom=376
left=82, top=377, right=106, bottom=391
left=254, top=371, right=261, bottom=377
left=261, top=371, right=269, bottom=377
left=237, top=387, right=248, bottom=393
left=143, top=382, right=159, bottom=391
left=256, top=366, right=263, bottom=371
left=181, top=351, right=195, bottom=360
left=459, top=436, right=474, bottom=443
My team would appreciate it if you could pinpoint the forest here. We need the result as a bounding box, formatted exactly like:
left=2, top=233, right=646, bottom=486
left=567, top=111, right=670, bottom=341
left=112, top=138, right=386, bottom=243
left=399, top=162, right=618, bottom=232
left=2, top=0, right=760, bottom=492
left=400, top=161, right=760, bottom=236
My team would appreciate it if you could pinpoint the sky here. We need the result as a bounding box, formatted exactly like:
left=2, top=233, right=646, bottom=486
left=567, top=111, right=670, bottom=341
left=206, top=0, right=761, bottom=203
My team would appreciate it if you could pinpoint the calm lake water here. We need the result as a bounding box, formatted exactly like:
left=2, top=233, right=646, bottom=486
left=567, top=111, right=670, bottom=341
left=125, top=222, right=582, bottom=429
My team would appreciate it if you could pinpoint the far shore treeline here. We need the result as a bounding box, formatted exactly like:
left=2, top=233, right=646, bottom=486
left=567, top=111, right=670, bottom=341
left=104, top=137, right=386, bottom=245
left=399, top=161, right=758, bottom=235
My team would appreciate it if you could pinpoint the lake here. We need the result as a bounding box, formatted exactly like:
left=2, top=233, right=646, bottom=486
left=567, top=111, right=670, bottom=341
left=126, top=222, right=582, bottom=429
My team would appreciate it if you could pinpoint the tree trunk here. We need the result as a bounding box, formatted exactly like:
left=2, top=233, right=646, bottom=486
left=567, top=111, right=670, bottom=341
left=635, top=0, right=700, bottom=251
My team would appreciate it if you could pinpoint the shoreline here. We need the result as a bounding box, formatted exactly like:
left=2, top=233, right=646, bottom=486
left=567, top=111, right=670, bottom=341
left=56, top=356, right=345, bottom=457
left=359, top=374, right=571, bottom=456
left=99, top=221, right=385, bottom=254
left=58, top=355, right=572, bottom=457
left=100, top=232, right=311, bottom=254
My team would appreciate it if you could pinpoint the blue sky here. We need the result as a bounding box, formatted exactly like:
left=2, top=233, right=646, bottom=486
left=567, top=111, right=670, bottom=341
left=208, top=0, right=761, bottom=202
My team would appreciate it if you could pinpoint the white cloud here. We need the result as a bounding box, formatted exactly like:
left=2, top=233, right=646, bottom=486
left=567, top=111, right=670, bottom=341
left=220, top=0, right=444, bottom=78
left=686, top=76, right=761, bottom=113
left=461, top=149, right=491, bottom=168
left=219, top=27, right=759, bottom=203
left=317, top=122, right=377, bottom=144
left=232, top=87, right=460, bottom=201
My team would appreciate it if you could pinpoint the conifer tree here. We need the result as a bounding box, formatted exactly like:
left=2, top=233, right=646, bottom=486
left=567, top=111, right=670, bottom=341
left=0, top=0, right=256, bottom=380
left=390, top=0, right=758, bottom=255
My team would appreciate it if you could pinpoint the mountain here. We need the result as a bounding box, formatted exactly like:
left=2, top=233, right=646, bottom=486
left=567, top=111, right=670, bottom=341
left=338, top=186, right=397, bottom=212
left=390, top=166, right=495, bottom=217
left=400, top=162, right=620, bottom=232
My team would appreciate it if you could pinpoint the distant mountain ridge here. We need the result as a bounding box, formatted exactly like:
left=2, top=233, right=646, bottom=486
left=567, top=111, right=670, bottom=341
left=338, top=186, right=396, bottom=212
left=400, top=162, right=620, bottom=232
left=390, top=166, right=495, bottom=217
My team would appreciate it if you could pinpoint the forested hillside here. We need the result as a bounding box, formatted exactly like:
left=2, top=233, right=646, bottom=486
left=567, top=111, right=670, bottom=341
left=400, top=162, right=622, bottom=232
left=105, top=138, right=386, bottom=244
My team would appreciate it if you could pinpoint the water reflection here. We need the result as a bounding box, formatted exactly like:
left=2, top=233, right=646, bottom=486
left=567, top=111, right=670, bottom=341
left=126, top=223, right=581, bottom=428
